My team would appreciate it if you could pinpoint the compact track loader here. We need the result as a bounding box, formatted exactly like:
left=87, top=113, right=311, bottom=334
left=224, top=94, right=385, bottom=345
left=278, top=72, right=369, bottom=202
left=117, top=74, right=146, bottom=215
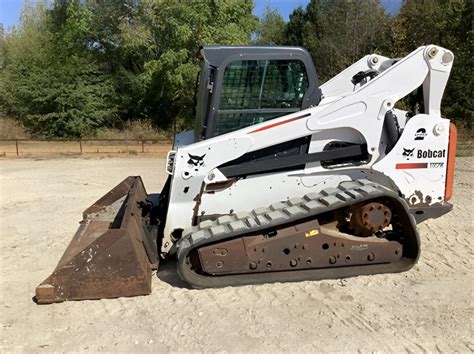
left=36, top=45, right=457, bottom=303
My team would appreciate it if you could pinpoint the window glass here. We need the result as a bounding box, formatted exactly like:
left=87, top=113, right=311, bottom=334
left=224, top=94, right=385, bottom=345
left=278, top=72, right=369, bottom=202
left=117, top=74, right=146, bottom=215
left=219, top=60, right=265, bottom=110
left=261, top=60, right=308, bottom=109
left=215, top=59, right=308, bottom=135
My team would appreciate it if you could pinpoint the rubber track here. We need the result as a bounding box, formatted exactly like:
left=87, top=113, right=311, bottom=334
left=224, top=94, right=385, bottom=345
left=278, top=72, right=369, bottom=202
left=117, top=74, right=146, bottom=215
left=176, top=179, right=421, bottom=288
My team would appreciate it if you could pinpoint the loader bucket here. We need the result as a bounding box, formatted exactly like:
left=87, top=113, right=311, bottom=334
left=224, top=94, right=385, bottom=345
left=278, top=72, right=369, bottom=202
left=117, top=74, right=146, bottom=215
left=35, top=176, right=158, bottom=304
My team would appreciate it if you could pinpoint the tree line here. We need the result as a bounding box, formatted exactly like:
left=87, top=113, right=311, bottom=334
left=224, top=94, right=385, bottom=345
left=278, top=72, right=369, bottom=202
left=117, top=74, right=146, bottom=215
left=0, top=0, right=471, bottom=138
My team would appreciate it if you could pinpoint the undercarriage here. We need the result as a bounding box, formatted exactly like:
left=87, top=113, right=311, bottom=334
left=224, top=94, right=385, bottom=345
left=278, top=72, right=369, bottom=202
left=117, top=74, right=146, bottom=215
left=177, top=180, right=419, bottom=288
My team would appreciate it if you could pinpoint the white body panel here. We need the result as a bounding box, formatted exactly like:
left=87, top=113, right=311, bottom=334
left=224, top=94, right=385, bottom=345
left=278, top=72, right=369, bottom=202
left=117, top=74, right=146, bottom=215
left=373, top=114, right=450, bottom=205
left=161, top=45, right=454, bottom=255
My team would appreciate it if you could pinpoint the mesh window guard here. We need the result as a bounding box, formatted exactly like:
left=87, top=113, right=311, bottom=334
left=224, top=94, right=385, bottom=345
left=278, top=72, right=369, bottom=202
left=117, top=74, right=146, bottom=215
left=215, top=59, right=309, bottom=135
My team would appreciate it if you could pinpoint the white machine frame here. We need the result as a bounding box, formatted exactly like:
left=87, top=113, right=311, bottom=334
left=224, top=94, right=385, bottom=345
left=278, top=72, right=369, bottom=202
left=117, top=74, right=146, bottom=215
left=162, top=45, right=454, bottom=255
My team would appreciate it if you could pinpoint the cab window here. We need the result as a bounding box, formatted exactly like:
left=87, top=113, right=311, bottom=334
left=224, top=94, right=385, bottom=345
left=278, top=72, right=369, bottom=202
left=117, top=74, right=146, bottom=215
left=215, top=59, right=309, bottom=135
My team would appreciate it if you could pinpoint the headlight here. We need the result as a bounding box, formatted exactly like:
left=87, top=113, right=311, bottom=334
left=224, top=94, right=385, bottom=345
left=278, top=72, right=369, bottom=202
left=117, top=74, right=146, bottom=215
left=166, top=150, right=176, bottom=175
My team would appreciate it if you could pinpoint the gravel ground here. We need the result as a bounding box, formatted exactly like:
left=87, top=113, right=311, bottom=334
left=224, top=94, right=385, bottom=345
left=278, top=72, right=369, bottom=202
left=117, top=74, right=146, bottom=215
left=0, top=157, right=472, bottom=352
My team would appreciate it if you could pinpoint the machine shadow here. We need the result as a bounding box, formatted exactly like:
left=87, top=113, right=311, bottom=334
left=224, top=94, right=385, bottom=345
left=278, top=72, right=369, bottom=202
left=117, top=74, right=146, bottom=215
left=156, top=259, right=192, bottom=289
left=148, top=193, right=161, bottom=205
left=149, top=193, right=192, bottom=289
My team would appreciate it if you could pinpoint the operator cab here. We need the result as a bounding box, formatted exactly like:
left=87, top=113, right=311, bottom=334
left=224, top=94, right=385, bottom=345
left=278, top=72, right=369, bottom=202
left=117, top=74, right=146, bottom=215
left=194, top=46, right=322, bottom=141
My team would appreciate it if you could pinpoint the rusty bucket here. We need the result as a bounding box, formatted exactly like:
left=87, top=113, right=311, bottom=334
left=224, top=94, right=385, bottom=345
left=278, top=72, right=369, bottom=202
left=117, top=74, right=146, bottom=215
left=35, top=176, right=158, bottom=304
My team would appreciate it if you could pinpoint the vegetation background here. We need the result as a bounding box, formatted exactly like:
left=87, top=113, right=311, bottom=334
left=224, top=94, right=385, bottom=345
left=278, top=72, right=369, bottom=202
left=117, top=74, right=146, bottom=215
left=0, top=0, right=472, bottom=139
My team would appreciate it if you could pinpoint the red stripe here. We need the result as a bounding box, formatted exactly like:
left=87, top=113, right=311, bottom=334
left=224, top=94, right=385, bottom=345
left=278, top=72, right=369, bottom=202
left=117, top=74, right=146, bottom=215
left=445, top=123, right=457, bottom=201
left=247, top=113, right=311, bottom=134
left=395, top=163, right=428, bottom=169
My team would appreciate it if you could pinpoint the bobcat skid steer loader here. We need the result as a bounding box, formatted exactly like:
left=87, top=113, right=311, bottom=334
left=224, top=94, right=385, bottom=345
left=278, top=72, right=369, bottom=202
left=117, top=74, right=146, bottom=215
left=36, top=45, right=457, bottom=303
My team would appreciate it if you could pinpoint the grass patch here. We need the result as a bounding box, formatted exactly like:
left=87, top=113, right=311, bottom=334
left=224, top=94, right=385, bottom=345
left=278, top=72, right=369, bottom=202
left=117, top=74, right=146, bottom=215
left=0, top=116, right=171, bottom=141
left=0, top=117, right=31, bottom=139
left=90, top=120, right=171, bottom=141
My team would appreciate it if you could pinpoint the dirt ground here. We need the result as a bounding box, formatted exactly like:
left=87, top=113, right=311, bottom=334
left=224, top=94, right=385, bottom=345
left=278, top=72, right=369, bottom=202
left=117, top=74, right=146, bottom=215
left=0, top=157, right=472, bottom=352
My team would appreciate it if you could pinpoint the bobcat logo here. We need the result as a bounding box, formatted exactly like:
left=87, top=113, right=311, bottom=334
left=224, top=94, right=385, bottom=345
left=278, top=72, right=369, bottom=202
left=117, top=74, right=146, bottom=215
left=187, top=153, right=206, bottom=167
left=402, top=148, right=415, bottom=157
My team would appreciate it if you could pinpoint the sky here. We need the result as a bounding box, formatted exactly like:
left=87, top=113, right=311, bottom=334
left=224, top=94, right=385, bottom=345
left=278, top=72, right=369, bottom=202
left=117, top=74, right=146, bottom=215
left=0, top=0, right=402, bottom=30
left=255, top=0, right=402, bottom=20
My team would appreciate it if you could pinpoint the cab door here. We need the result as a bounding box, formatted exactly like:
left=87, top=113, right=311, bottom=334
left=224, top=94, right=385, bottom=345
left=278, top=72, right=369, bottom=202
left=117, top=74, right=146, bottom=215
left=196, top=46, right=321, bottom=140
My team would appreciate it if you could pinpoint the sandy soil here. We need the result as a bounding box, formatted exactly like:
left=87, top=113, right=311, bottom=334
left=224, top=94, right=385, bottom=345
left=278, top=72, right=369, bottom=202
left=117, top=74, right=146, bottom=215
left=0, top=157, right=472, bottom=352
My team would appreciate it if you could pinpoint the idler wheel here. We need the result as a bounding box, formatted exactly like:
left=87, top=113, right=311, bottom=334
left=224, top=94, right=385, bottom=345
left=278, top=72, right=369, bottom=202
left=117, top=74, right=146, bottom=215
left=351, top=202, right=392, bottom=236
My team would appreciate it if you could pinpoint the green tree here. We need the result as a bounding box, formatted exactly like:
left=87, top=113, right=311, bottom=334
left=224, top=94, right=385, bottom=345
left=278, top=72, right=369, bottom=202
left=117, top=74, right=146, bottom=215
left=84, top=0, right=257, bottom=130
left=254, top=4, right=286, bottom=45
left=0, top=0, right=257, bottom=137
left=2, top=0, right=470, bottom=136
left=141, top=0, right=258, bottom=129
left=0, top=1, right=118, bottom=137
left=294, top=0, right=391, bottom=82
left=392, top=0, right=472, bottom=124
left=285, top=6, right=306, bottom=47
